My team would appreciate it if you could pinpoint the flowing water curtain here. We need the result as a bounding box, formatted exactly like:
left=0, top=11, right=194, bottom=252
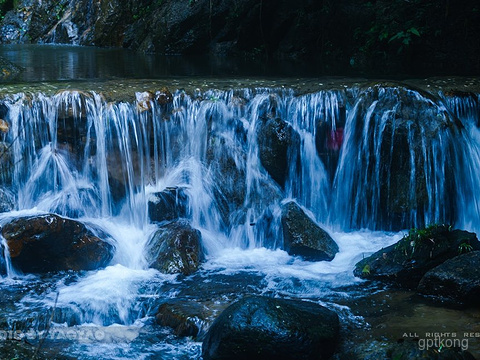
left=5, top=91, right=150, bottom=221
left=439, top=92, right=480, bottom=232
left=285, top=90, right=348, bottom=222
left=332, top=85, right=479, bottom=231
left=7, top=92, right=96, bottom=215
left=237, top=90, right=290, bottom=249
left=441, top=91, right=480, bottom=128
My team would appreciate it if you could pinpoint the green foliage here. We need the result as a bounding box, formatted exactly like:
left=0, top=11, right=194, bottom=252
left=406, top=223, right=449, bottom=244
left=395, top=224, right=452, bottom=257
left=362, top=264, right=371, bottom=275
left=356, top=22, right=422, bottom=56
left=388, top=27, right=421, bottom=53
left=352, top=0, right=431, bottom=69
left=458, top=242, right=473, bottom=254
left=53, top=1, right=67, bottom=21
left=132, top=0, right=163, bottom=20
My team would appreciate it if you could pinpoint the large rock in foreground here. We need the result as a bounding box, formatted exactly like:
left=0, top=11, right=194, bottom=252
left=281, top=201, right=338, bottom=261
left=417, top=250, right=480, bottom=307
left=147, top=219, right=204, bottom=275
left=202, top=296, right=339, bottom=360
left=2, top=214, right=114, bottom=273
left=354, top=225, right=480, bottom=287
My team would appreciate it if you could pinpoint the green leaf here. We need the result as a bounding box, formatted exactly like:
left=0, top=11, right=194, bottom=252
left=362, top=264, right=371, bottom=275
left=378, top=31, right=389, bottom=41
left=388, top=31, right=404, bottom=43
left=408, top=27, right=421, bottom=37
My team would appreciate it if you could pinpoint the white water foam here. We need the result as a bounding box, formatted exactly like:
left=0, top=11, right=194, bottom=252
left=203, top=230, right=403, bottom=297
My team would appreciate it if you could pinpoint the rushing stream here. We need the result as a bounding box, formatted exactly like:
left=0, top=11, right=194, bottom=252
left=0, top=47, right=480, bottom=359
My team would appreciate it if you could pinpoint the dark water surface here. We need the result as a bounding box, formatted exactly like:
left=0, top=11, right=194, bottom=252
left=0, top=44, right=335, bottom=82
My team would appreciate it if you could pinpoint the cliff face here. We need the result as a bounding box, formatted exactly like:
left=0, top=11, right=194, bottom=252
left=0, top=0, right=479, bottom=75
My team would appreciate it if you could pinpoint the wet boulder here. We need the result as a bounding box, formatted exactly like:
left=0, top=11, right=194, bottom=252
left=202, top=296, right=340, bottom=360
left=281, top=201, right=338, bottom=261
left=156, top=300, right=209, bottom=338
left=148, top=187, right=188, bottom=223
left=147, top=219, right=204, bottom=275
left=354, top=224, right=480, bottom=288
left=417, top=250, right=480, bottom=307
left=1, top=214, right=115, bottom=273
left=257, top=117, right=300, bottom=187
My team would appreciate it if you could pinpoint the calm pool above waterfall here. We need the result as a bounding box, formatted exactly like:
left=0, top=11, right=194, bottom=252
left=0, top=45, right=479, bottom=359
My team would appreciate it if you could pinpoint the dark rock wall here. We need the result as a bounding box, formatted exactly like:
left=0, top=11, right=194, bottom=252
left=0, top=0, right=479, bottom=75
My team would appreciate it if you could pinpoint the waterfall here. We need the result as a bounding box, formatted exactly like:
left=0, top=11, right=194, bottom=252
left=439, top=91, right=480, bottom=232
left=1, top=85, right=480, bottom=254
left=331, top=85, right=480, bottom=231
left=1, top=83, right=480, bottom=359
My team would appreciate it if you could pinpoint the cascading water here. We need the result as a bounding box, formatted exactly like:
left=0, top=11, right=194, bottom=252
left=332, top=85, right=465, bottom=231
left=0, top=83, right=480, bottom=359
left=439, top=91, right=480, bottom=232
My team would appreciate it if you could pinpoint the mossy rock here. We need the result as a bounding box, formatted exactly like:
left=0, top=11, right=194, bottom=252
left=354, top=224, right=480, bottom=287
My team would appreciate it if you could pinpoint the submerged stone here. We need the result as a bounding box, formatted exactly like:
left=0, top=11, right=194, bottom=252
left=281, top=201, right=338, bottom=261
left=155, top=300, right=208, bottom=338
left=417, top=250, right=480, bottom=307
left=1, top=214, right=115, bottom=273
left=0, top=56, right=22, bottom=81
left=202, top=296, right=340, bottom=360
left=147, top=219, right=204, bottom=275
left=354, top=225, right=480, bottom=287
